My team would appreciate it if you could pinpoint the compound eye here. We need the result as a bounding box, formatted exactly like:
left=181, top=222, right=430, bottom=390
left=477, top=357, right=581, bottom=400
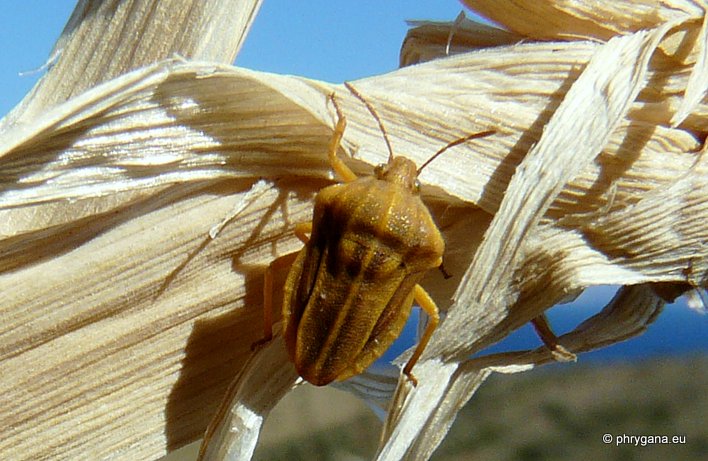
left=414, top=178, right=421, bottom=191
left=374, top=164, right=386, bottom=178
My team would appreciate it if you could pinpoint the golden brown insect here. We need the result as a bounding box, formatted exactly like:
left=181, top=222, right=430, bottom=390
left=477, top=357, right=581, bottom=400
left=256, top=83, right=494, bottom=386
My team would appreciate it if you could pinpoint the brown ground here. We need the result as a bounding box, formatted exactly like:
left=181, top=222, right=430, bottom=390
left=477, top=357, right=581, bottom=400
left=165, top=355, right=707, bottom=460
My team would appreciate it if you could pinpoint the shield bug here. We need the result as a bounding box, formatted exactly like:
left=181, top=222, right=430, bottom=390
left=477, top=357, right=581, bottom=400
left=256, top=83, right=494, bottom=386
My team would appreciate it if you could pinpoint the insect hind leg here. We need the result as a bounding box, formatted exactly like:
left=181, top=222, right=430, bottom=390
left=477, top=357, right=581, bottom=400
left=293, top=222, right=312, bottom=244
left=402, top=284, right=440, bottom=386
left=251, top=222, right=312, bottom=350
left=251, top=250, right=300, bottom=350
left=531, top=314, right=576, bottom=361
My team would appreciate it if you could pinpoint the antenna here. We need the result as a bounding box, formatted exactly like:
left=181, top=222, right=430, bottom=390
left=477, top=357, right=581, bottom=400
left=344, top=82, right=396, bottom=163
left=417, top=129, right=495, bottom=174
left=344, top=82, right=495, bottom=173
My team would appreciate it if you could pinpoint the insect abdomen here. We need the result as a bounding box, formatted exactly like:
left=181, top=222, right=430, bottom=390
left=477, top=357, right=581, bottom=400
left=288, top=237, right=419, bottom=385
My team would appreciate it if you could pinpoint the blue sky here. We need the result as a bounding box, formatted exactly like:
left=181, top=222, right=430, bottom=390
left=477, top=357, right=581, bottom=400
left=1, top=2, right=705, bottom=361
left=0, top=1, right=466, bottom=116
left=1, top=2, right=76, bottom=116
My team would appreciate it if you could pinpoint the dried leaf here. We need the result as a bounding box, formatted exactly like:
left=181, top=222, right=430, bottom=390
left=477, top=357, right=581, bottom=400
left=1, top=1, right=706, bottom=460
left=462, top=0, right=705, bottom=40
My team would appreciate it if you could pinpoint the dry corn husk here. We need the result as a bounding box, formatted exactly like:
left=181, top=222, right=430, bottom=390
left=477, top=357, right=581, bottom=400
left=0, top=1, right=705, bottom=460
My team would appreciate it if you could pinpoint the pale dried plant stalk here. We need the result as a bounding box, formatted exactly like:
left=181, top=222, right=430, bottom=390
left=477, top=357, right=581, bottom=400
left=0, top=1, right=705, bottom=461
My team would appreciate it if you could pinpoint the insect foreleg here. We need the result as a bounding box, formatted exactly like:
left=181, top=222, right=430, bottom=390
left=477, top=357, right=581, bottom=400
left=328, top=93, right=358, bottom=183
left=403, top=284, right=441, bottom=385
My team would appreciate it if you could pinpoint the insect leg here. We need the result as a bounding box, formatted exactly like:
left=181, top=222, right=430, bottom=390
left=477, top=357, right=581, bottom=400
left=328, top=93, right=358, bottom=183
left=251, top=251, right=300, bottom=349
left=251, top=221, right=312, bottom=350
left=437, top=261, right=453, bottom=279
left=293, top=222, right=312, bottom=244
left=531, top=314, right=576, bottom=361
left=403, top=284, right=441, bottom=385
